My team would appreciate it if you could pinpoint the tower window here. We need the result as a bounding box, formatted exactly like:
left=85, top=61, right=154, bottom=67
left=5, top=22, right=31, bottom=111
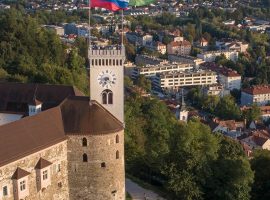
left=82, top=137, right=87, bottom=147
left=108, top=92, right=113, bottom=104
left=109, top=59, right=112, bottom=65
left=92, top=59, right=94, bottom=66
left=102, top=59, right=105, bottom=66
left=116, top=135, right=119, bottom=143
left=116, top=151, right=119, bottom=159
left=120, top=60, right=122, bottom=65
left=101, top=162, right=106, bottom=168
left=116, top=59, right=119, bottom=66
left=99, top=59, right=101, bottom=66
left=101, top=90, right=113, bottom=105
left=106, top=59, right=108, bottom=66
left=3, top=186, right=8, bottom=196
left=95, top=59, right=98, bottom=66
left=83, top=154, right=88, bottom=162
left=113, top=59, right=115, bottom=66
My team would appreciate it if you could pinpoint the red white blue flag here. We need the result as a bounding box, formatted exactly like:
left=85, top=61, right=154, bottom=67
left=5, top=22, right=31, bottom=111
left=90, top=0, right=129, bottom=11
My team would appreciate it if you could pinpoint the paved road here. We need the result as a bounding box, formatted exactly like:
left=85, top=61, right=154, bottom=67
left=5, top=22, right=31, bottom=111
left=126, top=178, right=166, bottom=200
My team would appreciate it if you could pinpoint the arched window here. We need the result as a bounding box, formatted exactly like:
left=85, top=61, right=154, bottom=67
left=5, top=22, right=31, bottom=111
left=116, top=59, right=119, bottom=66
left=82, top=138, right=87, bottom=146
left=116, top=151, right=119, bottom=159
left=108, top=92, right=113, bottom=104
left=102, top=92, right=107, bottom=104
left=101, top=90, right=113, bottom=105
left=113, top=59, right=115, bottom=66
left=99, top=59, right=101, bottom=66
left=83, top=154, right=88, bottom=162
left=116, top=135, right=119, bottom=143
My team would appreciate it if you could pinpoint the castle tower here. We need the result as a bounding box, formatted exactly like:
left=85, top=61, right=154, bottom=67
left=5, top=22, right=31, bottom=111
left=89, top=45, right=125, bottom=123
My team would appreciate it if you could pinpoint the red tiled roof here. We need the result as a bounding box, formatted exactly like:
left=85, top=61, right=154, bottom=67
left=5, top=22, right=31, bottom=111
left=201, top=62, right=240, bottom=77
left=35, top=158, right=52, bottom=169
left=12, top=167, right=30, bottom=180
left=242, top=85, right=270, bottom=95
left=169, top=40, right=191, bottom=47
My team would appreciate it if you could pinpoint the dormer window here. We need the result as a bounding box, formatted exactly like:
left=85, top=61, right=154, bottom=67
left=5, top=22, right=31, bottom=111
left=28, top=98, right=42, bottom=116
left=35, top=158, right=52, bottom=191
left=12, top=167, right=30, bottom=200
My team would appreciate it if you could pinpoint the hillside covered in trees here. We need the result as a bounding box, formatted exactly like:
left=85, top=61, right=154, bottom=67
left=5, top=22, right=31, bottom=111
left=0, top=9, right=88, bottom=93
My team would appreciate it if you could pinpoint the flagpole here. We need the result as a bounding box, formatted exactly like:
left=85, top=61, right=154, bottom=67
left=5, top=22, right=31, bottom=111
left=88, top=0, right=91, bottom=47
left=121, top=9, right=124, bottom=45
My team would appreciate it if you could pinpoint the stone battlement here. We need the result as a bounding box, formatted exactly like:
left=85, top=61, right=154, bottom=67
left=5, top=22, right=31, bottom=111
left=89, top=45, right=125, bottom=57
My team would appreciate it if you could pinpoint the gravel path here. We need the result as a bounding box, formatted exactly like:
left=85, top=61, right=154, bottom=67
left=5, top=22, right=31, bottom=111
left=126, top=178, right=166, bottom=200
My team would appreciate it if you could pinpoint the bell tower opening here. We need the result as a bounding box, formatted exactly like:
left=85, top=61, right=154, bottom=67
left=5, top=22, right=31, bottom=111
left=89, top=45, right=125, bottom=123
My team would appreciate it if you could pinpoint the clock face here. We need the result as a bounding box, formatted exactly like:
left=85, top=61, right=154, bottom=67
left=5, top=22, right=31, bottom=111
left=97, top=70, right=117, bottom=89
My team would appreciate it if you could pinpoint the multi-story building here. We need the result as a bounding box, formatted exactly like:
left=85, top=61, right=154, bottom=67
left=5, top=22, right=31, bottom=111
left=151, top=42, right=167, bottom=54
left=197, top=50, right=239, bottom=62
left=241, top=85, right=270, bottom=106
left=135, top=54, right=168, bottom=66
left=0, top=45, right=126, bottom=200
left=133, top=63, right=194, bottom=78
left=202, top=84, right=230, bottom=97
left=158, top=69, right=217, bottom=90
left=202, top=62, right=241, bottom=90
left=216, top=39, right=249, bottom=52
left=168, top=54, right=205, bottom=67
left=167, top=40, right=192, bottom=55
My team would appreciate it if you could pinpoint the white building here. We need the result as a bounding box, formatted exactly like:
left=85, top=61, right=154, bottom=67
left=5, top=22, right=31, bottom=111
left=197, top=50, right=239, bottom=62
left=216, top=40, right=249, bottom=53
left=241, top=85, right=270, bottom=106
left=203, top=84, right=230, bottom=97
left=202, top=63, right=241, bottom=91
left=159, top=70, right=217, bottom=90
left=135, top=63, right=194, bottom=77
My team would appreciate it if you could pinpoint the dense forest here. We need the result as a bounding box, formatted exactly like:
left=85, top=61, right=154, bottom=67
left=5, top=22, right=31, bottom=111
left=0, top=8, right=88, bottom=93
left=124, top=83, right=270, bottom=200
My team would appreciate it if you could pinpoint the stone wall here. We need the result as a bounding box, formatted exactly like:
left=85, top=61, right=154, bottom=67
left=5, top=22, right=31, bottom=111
left=0, top=141, right=69, bottom=200
left=67, top=130, right=125, bottom=200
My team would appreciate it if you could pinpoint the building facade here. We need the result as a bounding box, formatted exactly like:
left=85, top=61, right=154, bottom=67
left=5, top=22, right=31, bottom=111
left=197, top=50, right=239, bottom=62
left=241, top=85, right=270, bottom=106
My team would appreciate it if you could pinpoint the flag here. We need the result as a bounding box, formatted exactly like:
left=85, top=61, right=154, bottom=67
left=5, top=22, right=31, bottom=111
left=90, top=0, right=129, bottom=11
left=129, top=0, right=155, bottom=6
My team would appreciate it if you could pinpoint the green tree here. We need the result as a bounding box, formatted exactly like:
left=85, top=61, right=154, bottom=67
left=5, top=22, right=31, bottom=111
left=251, top=150, right=270, bottom=200
left=215, top=95, right=241, bottom=120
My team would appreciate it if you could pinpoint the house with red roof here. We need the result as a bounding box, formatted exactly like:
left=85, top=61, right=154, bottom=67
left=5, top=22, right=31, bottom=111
left=241, top=85, right=270, bottom=106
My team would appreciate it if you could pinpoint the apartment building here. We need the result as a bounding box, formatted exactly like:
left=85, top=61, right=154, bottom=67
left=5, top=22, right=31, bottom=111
left=197, top=50, right=239, bottom=62
left=158, top=70, right=217, bottom=90
left=167, top=40, right=192, bottom=55
left=202, top=63, right=241, bottom=90
left=241, top=85, right=270, bottom=106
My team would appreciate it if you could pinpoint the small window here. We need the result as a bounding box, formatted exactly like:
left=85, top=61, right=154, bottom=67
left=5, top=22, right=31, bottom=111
left=116, top=135, right=119, bottom=143
left=20, top=180, right=26, bottom=191
left=58, top=182, right=62, bottom=188
left=3, top=186, right=8, bottom=196
left=57, top=164, right=61, bottom=172
left=116, top=151, right=119, bottom=159
left=101, top=162, right=106, bottom=168
left=43, top=170, right=48, bottom=180
left=82, top=138, right=87, bottom=147
left=83, top=154, right=88, bottom=162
